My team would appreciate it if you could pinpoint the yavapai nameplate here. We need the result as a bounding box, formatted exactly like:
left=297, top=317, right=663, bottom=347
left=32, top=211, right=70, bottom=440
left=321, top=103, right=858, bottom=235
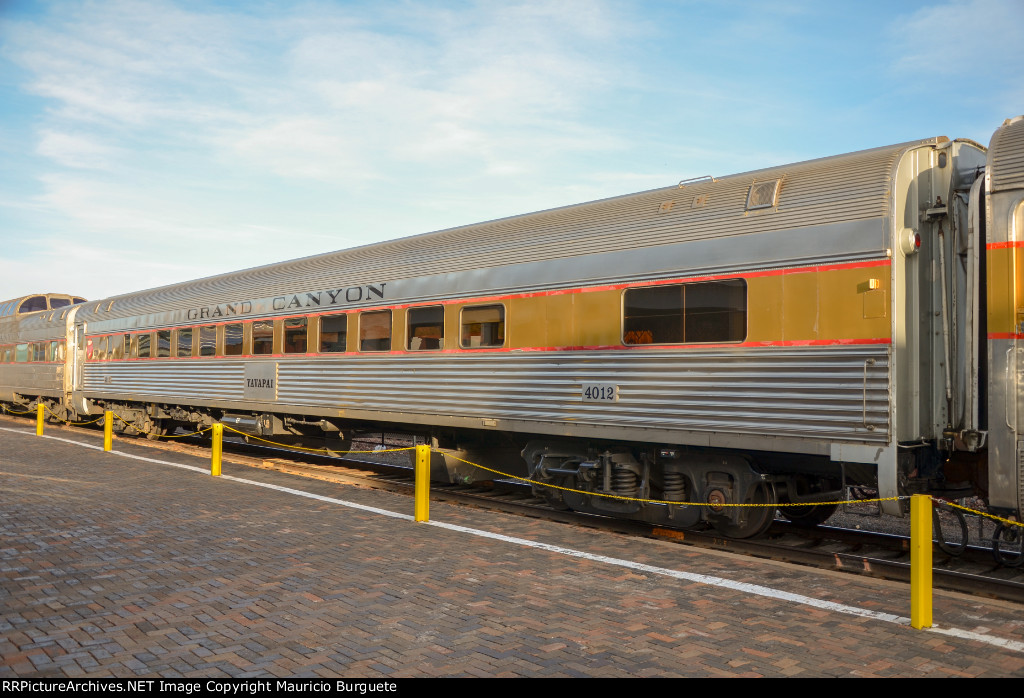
left=245, top=362, right=278, bottom=401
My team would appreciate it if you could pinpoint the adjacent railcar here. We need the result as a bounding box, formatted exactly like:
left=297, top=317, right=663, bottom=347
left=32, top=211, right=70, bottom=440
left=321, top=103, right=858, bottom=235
left=0, top=294, right=83, bottom=412
left=4, top=117, right=1024, bottom=539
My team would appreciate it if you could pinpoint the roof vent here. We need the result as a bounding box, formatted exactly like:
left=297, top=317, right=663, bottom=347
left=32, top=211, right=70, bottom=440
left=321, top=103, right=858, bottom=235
left=746, top=179, right=781, bottom=211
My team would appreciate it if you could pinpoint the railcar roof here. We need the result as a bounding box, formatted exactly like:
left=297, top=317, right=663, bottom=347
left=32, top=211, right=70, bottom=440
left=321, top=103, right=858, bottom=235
left=0, top=293, right=87, bottom=318
left=79, top=137, right=949, bottom=322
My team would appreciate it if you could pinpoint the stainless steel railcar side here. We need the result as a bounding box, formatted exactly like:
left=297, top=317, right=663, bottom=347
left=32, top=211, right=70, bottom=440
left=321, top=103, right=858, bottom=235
left=12, top=119, right=1024, bottom=537
left=33, top=131, right=994, bottom=537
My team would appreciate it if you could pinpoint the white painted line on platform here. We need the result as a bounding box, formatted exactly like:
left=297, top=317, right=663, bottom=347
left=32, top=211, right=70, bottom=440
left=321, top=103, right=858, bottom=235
left=4, top=423, right=1024, bottom=654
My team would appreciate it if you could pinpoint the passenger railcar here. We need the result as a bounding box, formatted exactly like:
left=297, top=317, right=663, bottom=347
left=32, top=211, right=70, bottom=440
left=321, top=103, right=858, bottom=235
left=3, top=117, right=1024, bottom=539
left=0, top=294, right=83, bottom=415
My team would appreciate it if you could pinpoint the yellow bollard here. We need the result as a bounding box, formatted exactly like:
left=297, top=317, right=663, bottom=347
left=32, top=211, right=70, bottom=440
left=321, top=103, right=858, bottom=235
left=910, top=494, right=933, bottom=629
left=414, top=444, right=430, bottom=522
left=36, top=403, right=45, bottom=435
left=211, top=423, right=223, bottom=477
left=103, top=411, right=113, bottom=451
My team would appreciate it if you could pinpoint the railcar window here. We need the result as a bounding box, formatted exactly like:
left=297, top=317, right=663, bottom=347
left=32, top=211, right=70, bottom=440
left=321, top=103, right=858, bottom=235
left=19, top=296, right=47, bottom=313
left=156, top=330, right=171, bottom=358
left=177, top=328, right=194, bottom=357
left=16, top=343, right=27, bottom=362
left=111, top=335, right=126, bottom=360
left=129, top=334, right=139, bottom=359
left=623, top=279, right=747, bottom=345
left=408, top=306, right=444, bottom=351
left=199, top=325, right=216, bottom=357
left=50, top=298, right=70, bottom=309
left=359, top=311, right=392, bottom=352
left=319, top=315, right=347, bottom=353
left=224, top=323, right=243, bottom=356
left=745, top=179, right=781, bottom=211
left=57, top=341, right=65, bottom=362
left=93, top=337, right=107, bottom=361
left=31, top=342, right=45, bottom=362
left=137, top=333, right=151, bottom=359
left=461, top=305, right=505, bottom=348
left=252, top=320, right=274, bottom=355
left=86, top=338, right=94, bottom=361
left=284, top=317, right=308, bottom=354
left=72, top=297, right=86, bottom=305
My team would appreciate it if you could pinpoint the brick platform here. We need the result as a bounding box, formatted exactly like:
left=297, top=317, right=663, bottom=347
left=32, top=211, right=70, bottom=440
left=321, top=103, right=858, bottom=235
left=2, top=420, right=1023, bottom=677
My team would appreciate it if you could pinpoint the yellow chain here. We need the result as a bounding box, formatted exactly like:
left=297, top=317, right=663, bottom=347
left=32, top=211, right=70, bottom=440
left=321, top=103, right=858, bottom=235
left=441, top=452, right=901, bottom=508
left=939, top=499, right=1024, bottom=529
left=110, top=412, right=211, bottom=438
left=10, top=400, right=1024, bottom=528
left=44, top=405, right=103, bottom=426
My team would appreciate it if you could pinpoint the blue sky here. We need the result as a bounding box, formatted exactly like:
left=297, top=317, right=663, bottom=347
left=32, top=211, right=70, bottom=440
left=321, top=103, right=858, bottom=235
left=0, top=0, right=1021, bottom=301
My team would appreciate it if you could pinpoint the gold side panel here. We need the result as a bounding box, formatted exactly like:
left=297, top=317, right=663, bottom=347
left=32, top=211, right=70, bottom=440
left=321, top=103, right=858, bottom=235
left=987, top=247, right=1017, bottom=335
left=747, top=275, right=782, bottom=341
left=572, top=290, right=621, bottom=347
left=815, top=266, right=890, bottom=341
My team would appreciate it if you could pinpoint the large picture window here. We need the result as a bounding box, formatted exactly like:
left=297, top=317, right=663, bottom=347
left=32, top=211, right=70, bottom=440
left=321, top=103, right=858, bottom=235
left=623, top=279, right=746, bottom=345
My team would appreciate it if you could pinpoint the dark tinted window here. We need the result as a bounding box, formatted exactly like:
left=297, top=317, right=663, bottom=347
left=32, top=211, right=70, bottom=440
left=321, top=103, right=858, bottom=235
left=320, top=315, right=347, bottom=353
left=19, top=296, right=47, bottom=313
left=623, top=279, right=746, bottom=345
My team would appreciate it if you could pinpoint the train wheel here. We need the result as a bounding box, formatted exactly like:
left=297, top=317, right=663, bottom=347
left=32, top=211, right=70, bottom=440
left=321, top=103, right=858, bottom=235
left=711, top=482, right=777, bottom=539
left=145, top=419, right=168, bottom=441
left=535, top=483, right=571, bottom=510
left=778, top=503, right=838, bottom=527
left=322, top=436, right=353, bottom=458
left=932, top=505, right=968, bottom=557
left=991, top=523, right=1024, bottom=567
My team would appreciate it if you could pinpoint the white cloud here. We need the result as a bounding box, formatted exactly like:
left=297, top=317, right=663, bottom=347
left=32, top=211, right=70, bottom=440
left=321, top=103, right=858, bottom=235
left=36, top=131, right=118, bottom=169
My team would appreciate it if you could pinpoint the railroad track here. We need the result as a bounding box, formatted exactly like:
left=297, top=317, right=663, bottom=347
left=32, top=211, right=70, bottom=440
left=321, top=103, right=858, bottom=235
left=8, top=413, right=1024, bottom=603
